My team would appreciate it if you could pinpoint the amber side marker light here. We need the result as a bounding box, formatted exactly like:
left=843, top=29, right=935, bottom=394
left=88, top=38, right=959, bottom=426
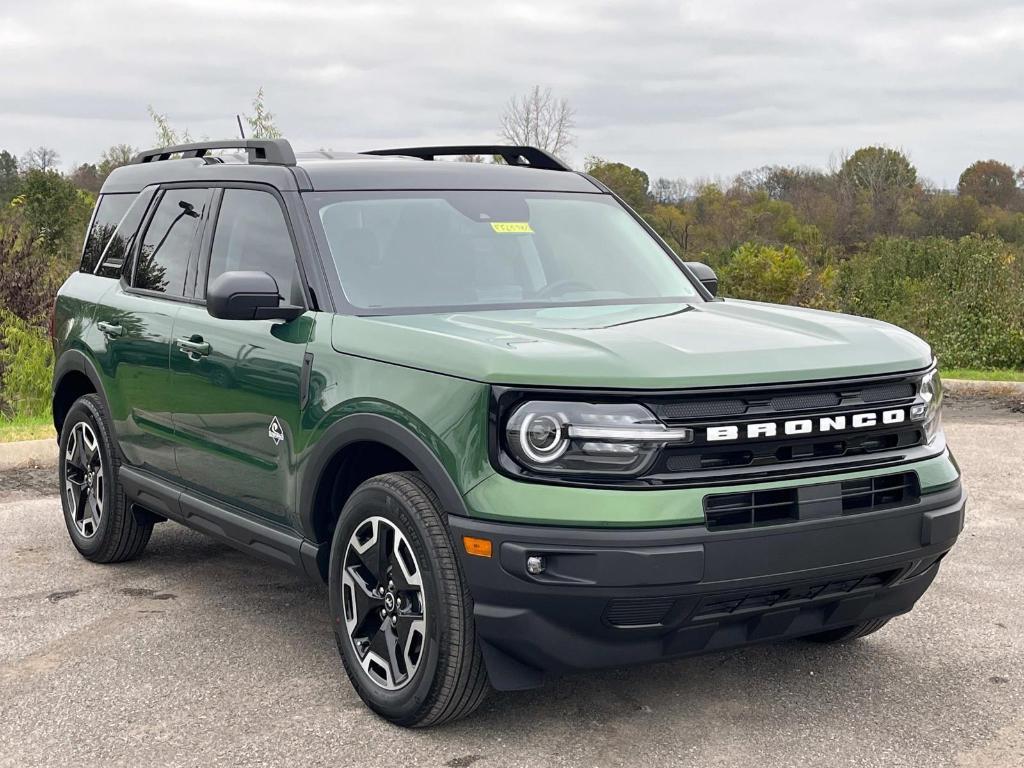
left=463, top=536, right=493, bottom=558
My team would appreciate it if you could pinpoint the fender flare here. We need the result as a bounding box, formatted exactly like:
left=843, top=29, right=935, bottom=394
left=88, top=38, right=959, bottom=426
left=297, top=412, right=471, bottom=543
left=53, top=348, right=104, bottom=394
left=52, top=348, right=109, bottom=429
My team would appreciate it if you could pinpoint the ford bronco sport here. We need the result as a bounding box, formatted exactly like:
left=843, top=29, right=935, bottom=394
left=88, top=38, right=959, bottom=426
left=52, top=139, right=964, bottom=727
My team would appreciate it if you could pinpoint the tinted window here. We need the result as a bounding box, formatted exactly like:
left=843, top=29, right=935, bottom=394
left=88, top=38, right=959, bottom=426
left=133, top=189, right=209, bottom=296
left=306, top=191, right=700, bottom=312
left=206, top=189, right=301, bottom=304
left=92, top=190, right=155, bottom=279
left=81, top=194, right=135, bottom=275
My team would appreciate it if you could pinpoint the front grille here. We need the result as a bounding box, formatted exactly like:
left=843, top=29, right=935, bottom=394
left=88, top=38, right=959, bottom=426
left=663, top=426, right=923, bottom=473
left=645, top=372, right=924, bottom=479
left=605, top=597, right=676, bottom=627
left=703, top=471, right=920, bottom=530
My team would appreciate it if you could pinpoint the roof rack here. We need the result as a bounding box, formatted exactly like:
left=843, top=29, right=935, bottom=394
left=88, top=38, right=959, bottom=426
left=362, top=145, right=571, bottom=172
left=132, top=139, right=296, bottom=166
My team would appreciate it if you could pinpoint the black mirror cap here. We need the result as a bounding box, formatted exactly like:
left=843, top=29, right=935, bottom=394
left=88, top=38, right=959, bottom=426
left=206, top=271, right=303, bottom=321
left=684, top=261, right=718, bottom=297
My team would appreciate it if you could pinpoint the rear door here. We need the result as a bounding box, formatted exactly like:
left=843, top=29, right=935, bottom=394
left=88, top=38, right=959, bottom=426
left=169, top=185, right=314, bottom=526
left=94, top=186, right=212, bottom=477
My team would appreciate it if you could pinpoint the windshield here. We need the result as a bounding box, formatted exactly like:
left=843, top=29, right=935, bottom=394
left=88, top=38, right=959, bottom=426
left=305, top=190, right=701, bottom=313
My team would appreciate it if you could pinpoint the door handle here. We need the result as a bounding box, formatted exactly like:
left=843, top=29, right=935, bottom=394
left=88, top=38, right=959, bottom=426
left=176, top=336, right=211, bottom=360
left=97, top=321, right=123, bottom=338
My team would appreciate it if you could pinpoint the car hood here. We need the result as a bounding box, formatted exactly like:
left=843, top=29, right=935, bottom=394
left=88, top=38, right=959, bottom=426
left=331, top=300, right=933, bottom=389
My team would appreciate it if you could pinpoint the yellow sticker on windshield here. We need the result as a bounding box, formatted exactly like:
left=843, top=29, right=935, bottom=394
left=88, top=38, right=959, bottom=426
left=490, top=222, right=533, bottom=234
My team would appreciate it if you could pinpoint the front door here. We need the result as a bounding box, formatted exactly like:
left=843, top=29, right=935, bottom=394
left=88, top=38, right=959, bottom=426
left=169, top=187, right=313, bottom=526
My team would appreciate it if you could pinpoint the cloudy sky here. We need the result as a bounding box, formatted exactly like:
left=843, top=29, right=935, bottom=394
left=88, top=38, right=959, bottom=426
left=2, top=0, right=1022, bottom=186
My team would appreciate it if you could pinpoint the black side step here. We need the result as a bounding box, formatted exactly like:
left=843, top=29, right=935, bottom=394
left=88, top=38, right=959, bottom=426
left=119, top=466, right=323, bottom=580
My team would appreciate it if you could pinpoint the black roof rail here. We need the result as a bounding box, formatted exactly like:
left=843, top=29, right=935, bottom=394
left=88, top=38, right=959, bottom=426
left=362, top=145, right=571, bottom=172
left=132, top=139, right=296, bottom=166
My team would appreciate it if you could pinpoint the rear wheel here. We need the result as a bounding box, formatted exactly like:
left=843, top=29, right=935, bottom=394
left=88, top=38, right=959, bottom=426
left=329, top=471, right=489, bottom=727
left=58, top=394, right=152, bottom=563
left=804, top=618, right=891, bottom=643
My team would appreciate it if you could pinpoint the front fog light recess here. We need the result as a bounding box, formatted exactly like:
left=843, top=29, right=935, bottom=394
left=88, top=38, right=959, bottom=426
left=505, top=400, right=693, bottom=476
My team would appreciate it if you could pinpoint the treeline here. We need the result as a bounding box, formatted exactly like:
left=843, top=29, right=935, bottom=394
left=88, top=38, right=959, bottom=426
left=2, top=141, right=1023, bottom=423
left=586, top=148, right=1024, bottom=370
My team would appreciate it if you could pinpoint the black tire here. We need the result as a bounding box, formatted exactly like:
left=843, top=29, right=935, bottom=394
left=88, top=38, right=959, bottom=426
left=58, top=394, right=152, bottom=563
left=804, top=617, right=891, bottom=644
left=328, top=471, right=489, bottom=727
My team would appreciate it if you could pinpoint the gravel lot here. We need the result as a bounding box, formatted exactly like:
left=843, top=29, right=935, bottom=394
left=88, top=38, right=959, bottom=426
left=1, top=401, right=1021, bottom=768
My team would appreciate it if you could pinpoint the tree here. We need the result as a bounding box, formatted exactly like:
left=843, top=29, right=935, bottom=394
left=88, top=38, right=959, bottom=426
left=98, top=144, right=137, bottom=180
left=836, top=147, right=919, bottom=242
left=243, top=87, right=282, bottom=139
left=499, top=85, right=576, bottom=158
left=13, top=169, right=94, bottom=260
left=20, top=146, right=60, bottom=172
left=584, top=157, right=650, bottom=211
left=839, top=146, right=917, bottom=195
left=651, top=177, right=688, bottom=204
left=646, top=204, right=690, bottom=253
left=70, top=163, right=102, bottom=194
left=147, top=106, right=191, bottom=147
left=958, top=160, right=1019, bottom=209
left=0, top=150, right=20, bottom=205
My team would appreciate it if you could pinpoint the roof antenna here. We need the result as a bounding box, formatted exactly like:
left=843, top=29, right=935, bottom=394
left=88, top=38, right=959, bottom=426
left=236, top=114, right=246, bottom=139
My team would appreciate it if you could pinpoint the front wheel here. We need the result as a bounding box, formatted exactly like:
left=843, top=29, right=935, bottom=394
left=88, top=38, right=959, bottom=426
left=58, top=394, right=152, bottom=563
left=328, top=472, right=489, bottom=727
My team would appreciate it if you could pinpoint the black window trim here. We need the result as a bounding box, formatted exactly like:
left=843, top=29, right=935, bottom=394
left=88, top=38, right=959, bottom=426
left=122, top=184, right=213, bottom=306
left=193, top=181, right=311, bottom=312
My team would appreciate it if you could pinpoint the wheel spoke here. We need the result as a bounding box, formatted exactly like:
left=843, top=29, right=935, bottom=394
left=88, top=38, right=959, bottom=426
left=376, top=523, right=392, bottom=585
left=347, top=567, right=384, bottom=633
left=74, top=426, right=89, bottom=468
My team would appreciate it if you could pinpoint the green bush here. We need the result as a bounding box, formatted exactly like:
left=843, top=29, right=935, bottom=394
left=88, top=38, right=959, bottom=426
left=833, top=235, right=1024, bottom=369
left=0, top=308, right=54, bottom=420
left=718, top=243, right=811, bottom=305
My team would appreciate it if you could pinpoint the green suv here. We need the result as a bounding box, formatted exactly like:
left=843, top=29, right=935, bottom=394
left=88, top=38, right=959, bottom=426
left=52, top=139, right=964, bottom=726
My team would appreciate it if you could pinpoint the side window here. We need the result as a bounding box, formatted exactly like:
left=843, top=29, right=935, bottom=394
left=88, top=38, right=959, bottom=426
left=81, top=194, right=136, bottom=275
left=95, top=189, right=155, bottom=279
left=206, top=189, right=301, bottom=304
left=133, top=188, right=209, bottom=296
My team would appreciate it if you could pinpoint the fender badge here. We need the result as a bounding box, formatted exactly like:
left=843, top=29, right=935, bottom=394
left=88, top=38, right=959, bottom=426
left=268, top=417, right=285, bottom=446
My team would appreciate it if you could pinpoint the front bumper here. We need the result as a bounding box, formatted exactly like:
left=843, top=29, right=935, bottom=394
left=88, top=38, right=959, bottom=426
left=451, top=481, right=965, bottom=691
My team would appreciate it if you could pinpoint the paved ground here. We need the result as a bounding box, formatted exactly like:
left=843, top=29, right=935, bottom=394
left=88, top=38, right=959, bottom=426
left=1, top=401, right=1021, bottom=768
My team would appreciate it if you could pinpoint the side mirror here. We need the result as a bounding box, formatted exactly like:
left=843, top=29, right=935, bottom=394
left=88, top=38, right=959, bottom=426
left=684, top=261, right=718, bottom=297
left=207, top=271, right=304, bottom=321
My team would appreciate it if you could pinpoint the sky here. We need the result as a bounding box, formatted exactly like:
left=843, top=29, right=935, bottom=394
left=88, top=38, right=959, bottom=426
left=2, top=0, right=1022, bottom=188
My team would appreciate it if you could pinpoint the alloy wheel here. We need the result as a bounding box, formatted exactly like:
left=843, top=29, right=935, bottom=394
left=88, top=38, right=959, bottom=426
left=341, top=516, right=427, bottom=690
left=64, top=421, right=104, bottom=538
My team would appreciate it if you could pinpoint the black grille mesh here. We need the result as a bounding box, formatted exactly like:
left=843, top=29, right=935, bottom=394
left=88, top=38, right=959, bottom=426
left=605, top=597, right=676, bottom=627
left=656, top=400, right=747, bottom=420
left=769, top=391, right=841, bottom=411
left=861, top=382, right=915, bottom=402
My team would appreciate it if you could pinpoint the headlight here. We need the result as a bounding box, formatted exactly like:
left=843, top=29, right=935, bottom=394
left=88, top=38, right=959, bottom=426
left=505, top=401, right=693, bottom=476
left=911, top=366, right=943, bottom=443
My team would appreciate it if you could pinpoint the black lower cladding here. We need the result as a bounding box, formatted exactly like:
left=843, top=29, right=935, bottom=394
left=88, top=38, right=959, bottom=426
left=451, top=481, right=965, bottom=691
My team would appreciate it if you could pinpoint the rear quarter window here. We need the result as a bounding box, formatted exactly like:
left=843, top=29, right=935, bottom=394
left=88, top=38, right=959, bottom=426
left=81, top=193, right=137, bottom=276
